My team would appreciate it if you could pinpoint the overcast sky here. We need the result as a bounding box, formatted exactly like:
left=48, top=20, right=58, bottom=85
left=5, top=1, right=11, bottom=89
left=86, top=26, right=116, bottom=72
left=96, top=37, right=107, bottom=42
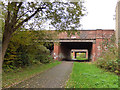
left=27, top=0, right=118, bottom=30
left=80, top=0, right=118, bottom=30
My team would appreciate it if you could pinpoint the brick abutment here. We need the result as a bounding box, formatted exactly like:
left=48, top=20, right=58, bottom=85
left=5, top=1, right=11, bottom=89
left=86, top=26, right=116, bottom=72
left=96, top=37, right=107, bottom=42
left=53, top=29, right=114, bottom=61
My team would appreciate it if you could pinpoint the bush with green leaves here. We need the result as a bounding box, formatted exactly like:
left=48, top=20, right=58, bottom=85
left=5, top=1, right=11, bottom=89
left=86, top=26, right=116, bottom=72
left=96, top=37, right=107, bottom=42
left=95, top=35, right=119, bottom=74
left=3, top=31, right=54, bottom=72
left=34, top=45, right=53, bottom=64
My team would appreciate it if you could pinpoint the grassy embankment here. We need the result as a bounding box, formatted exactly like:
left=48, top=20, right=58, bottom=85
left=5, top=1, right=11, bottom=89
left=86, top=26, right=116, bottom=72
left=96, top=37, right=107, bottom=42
left=2, top=61, right=61, bottom=88
left=66, top=62, right=118, bottom=88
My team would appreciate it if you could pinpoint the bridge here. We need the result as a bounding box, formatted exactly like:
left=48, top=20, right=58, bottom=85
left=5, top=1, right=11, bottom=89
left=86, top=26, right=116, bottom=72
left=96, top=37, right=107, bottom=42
left=71, top=49, right=88, bottom=59
left=51, top=29, right=115, bottom=62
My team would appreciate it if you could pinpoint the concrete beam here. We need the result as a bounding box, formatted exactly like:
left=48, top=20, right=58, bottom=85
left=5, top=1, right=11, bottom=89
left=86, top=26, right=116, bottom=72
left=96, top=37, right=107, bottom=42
left=71, top=49, right=88, bottom=52
left=39, top=40, right=96, bottom=43
left=59, top=40, right=96, bottom=43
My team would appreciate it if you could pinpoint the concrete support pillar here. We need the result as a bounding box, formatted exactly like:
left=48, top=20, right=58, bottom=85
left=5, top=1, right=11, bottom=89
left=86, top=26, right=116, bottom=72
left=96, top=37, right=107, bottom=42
left=116, top=1, right=120, bottom=64
left=116, top=1, right=120, bottom=45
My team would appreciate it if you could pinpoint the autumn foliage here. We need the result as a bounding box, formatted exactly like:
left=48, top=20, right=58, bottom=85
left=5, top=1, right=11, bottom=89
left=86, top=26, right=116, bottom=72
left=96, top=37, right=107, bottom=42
left=2, top=31, right=54, bottom=72
left=95, top=35, right=119, bottom=74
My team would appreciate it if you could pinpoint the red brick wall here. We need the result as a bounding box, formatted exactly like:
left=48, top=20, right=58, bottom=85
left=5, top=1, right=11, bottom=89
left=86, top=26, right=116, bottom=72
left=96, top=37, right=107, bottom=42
left=58, top=30, right=114, bottom=40
left=94, top=30, right=114, bottom=61
left=91, top=43, right=96, bottom=62
left=53, top=29, right=115, bottom=61
left=53, top=43, right=61, bottom=60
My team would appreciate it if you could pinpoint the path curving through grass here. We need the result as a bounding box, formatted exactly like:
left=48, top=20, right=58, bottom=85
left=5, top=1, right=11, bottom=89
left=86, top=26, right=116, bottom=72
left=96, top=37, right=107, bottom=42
left=7, top=61, right=73, bottom=88
left=2, top=61, right=61, bottom=88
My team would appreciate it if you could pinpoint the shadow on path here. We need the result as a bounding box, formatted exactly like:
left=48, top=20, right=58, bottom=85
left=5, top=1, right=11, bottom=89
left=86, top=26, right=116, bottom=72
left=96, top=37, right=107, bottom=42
left=62, top=59, right=90, bottom=62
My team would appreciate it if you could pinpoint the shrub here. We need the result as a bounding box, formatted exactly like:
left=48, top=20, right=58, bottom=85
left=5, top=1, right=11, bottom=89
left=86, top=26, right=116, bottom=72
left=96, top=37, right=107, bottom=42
left=34, top=45, right=53, bottom=64
left=37, top=55, right=53, bottom=64
left=95, top=35, right=119, bottom=74
left=3, top=31, right=54, bottom=72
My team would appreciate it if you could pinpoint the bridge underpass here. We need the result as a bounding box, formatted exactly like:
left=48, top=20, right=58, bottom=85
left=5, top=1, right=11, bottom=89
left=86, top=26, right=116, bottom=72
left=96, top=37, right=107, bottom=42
left=71, top=49, right=88, bottom=59
left=40, top=29, right=114, bottom=62
left=59, top=42, right=93, bottom=62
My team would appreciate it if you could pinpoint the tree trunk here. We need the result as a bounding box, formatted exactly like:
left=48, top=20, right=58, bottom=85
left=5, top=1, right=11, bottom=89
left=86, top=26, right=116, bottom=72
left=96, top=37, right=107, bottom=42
left=1, top=30, right=12, bottom=65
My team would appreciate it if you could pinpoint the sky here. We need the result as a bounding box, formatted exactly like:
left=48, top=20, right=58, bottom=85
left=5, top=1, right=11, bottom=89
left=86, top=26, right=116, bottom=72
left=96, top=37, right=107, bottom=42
left=25, top=0, right=118, bottom=30
left=80, top=0, right=118, bottom=30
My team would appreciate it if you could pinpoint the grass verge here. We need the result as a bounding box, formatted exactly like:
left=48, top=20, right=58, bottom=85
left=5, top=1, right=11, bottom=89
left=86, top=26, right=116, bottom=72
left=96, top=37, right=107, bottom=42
left=2, top=61, right=61, bottom=88
left=65, top=62, right=118, bottom=88
left=76, top=57, right=88, bottom=60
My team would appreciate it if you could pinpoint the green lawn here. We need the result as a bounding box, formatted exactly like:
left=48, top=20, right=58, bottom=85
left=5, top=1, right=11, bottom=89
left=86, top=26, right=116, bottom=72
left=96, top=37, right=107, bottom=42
left=76, top=57, right=88, bottom=60
left=71, top=55, right=88, bottom=60
left=2, top=61, right=61, bottom=88
left=65, top=62, right=118, bottom=88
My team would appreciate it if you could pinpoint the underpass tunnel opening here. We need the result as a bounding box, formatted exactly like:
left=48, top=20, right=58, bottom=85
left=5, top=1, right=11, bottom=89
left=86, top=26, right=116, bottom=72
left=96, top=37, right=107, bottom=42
left=60, top=42, right=93, bottom=61
left=71, top=50, right=88, bottom=60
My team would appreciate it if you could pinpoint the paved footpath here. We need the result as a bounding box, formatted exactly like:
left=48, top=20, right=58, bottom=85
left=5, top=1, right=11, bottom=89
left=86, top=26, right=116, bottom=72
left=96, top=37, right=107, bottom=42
left=12, top=61, right=73, bottom=88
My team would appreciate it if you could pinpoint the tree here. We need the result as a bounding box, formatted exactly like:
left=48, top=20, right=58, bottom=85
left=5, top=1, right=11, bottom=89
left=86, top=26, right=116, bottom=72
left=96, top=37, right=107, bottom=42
left=3, top=30, right=55, bottom=71
left=1, top=2, right=45, bottom=64
left=1, top=1, right=85, bottom=64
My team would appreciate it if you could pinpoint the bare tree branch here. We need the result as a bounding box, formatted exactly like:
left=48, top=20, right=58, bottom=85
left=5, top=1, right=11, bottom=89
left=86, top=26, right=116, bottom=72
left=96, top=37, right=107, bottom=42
left=16, top=11, right=29, bottom=23
left=16, top=2, right=23, bottom=14
left=11, top=2, right=23, bottom=28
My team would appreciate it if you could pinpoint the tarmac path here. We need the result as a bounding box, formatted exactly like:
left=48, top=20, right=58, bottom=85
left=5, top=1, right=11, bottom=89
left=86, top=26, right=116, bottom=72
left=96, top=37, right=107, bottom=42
left=12, top=61, right=73, bottom=88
